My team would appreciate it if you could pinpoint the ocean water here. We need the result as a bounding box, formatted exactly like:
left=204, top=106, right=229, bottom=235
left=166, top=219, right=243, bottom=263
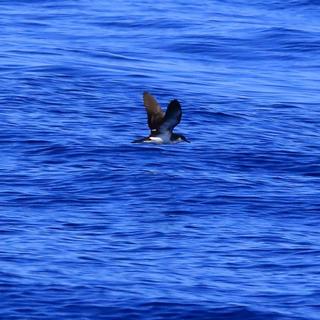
left=1, top=0, right=320, bottom=319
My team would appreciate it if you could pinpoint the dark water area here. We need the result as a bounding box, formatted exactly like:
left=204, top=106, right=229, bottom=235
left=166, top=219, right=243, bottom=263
left=1, top=0, right=320, bottom=319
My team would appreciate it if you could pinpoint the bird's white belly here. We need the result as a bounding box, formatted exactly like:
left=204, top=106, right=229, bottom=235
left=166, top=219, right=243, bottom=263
left=146, top=132, right=171, bottom=144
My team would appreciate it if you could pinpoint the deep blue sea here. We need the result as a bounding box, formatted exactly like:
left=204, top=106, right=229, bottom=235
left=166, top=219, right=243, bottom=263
left=1, top=0, right=320, bottom=319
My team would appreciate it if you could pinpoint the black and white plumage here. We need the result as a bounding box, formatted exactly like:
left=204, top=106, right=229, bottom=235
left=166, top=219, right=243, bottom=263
left=133, top=92, right=189, bottom=144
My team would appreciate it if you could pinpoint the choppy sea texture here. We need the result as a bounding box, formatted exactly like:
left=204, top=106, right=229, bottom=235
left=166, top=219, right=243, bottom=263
left=1, top=0, right=320, bottom=319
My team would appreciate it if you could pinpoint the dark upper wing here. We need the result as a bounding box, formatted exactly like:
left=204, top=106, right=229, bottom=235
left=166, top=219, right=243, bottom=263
left=143, top=92, right=165, bottom=131
left=159, top=99, right=182, bottom=133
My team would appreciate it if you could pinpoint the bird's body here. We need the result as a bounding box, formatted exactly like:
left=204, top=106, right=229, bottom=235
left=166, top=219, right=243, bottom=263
left=143, top=132, right=172, bottom=144
left=133, top=92, right=189, bottom=144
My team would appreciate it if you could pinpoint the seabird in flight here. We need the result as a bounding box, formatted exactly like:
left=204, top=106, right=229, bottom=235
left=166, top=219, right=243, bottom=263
left=133, top=92, right=189, bottom=144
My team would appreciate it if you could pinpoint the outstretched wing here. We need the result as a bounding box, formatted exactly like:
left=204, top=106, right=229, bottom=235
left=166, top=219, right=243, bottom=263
left=159, top=99, right=182, bottom=133
left=143, top=92, right=165, bottom=131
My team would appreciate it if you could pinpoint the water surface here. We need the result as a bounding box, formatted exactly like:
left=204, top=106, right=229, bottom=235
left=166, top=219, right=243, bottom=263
left=1, top=1, right=320, bottom=319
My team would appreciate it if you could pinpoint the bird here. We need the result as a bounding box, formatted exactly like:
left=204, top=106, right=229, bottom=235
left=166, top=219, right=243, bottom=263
left=132, top=92, right=189, bottom=144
